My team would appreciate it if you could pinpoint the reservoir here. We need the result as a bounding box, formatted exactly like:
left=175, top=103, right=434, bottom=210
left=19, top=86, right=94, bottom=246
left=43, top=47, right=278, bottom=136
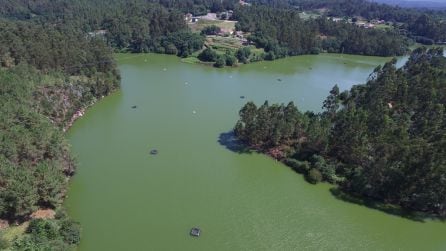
left=65, top=53, right=446, bottom=250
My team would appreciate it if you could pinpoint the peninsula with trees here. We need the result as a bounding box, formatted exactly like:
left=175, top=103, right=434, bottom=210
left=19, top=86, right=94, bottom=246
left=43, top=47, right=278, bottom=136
left=0, top=0, right=445, bottom=249
left=234, top=47, right=446, bottom=216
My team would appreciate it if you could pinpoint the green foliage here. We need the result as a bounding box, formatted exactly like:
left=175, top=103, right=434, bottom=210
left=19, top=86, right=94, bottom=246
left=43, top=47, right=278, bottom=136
left=306, top=169, right=323, bottom=184
left=249, top=0, right=446, bottom=43
left=310, top=155, right=337, bottom=183
left=27, top=219, right=59, bottom=241
left=13, top=218, right=78, bottom=250
left=162, top=31, right=205, bottom=57
left=35, top=162, right=66, bottom=208
left=284, top=158, right=311, bottom=174
left=0, top=160, right=38, bottom=219
left=234, top=4, right=409, bottom=57
left=235, top=101, right=309, bottom=148
left=0, top=233, right=9, bottom=250
left=225, top=51, right=237, bottom=66
left=59, top=220, right=81, bottom=245
left=213, top=55, right=226, bottom=68
left=201, top=25, right=222, bottom=35
left=198, top=48, right=218, bottom=62
left=236, top=47, right=251, bottom=63
left=234, top=48, right=446, bottom=215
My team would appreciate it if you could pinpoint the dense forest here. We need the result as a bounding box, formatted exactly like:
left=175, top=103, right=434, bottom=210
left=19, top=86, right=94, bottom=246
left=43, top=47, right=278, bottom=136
left=0, top=0, right=207, bottom=56
left=247, top=0, right=446, bottom=43
left=233, top=5, right=409, bottom=57
left=0, top=0, right=429, bottom=60
left=234, top=48, right=446, bottom=215
left=0, top=18, right=119, bottom=249
left=0, top=0, right=444, bottom=248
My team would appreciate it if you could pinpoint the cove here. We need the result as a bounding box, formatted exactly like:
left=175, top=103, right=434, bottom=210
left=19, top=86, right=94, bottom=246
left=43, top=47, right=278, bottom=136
left=65, top=53, right=446, bottom=250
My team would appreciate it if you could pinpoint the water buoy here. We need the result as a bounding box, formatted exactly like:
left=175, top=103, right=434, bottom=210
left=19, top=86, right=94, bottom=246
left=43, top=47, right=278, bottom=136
left=131, top=105, right=137, bottom=109
left=190, top=227, right=201, bottom=237
left=240, top=96, right=245, bottom=99
left=150, top=149, right=158, bottom=155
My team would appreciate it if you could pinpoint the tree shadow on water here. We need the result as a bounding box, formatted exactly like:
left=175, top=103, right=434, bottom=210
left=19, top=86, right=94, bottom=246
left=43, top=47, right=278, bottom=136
left=218, top=131, right=252, bottom=154
left=329, top=188, right=446, bottom=223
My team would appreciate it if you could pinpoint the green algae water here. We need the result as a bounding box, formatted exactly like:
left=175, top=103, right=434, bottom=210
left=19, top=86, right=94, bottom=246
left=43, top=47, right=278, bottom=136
left=65, top=53, right=446, bottom=250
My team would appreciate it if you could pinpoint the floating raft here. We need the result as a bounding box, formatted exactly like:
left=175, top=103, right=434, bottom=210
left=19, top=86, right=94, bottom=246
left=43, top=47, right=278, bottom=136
left=150, top=149, right=158, bottom=155
left=190, top=227, right=201, bottom=237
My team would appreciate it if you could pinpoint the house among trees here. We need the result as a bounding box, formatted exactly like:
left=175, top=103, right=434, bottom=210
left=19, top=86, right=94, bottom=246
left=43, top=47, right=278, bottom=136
left=219, top=10, right=234, bottom=20
left=87, top=29, right=107, bottom=37
left=185, top=13, right=193, bottom=22
left=219, top=28, right=234, bottom=35
left=239, top=0, right=251, bottom=6
left=184, top=12, right=202, bottom=23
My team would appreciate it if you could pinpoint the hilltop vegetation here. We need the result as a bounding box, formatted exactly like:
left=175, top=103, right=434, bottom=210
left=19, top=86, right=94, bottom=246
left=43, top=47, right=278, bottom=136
left=234, top=5, right=409, bottom=58
left=0, top=17, right=119, bottom=249
left=247, top=0, right=446, bottom=44
left=0, top=0, right=444, bottom=248
left=234, top=48, right=446, bottom=215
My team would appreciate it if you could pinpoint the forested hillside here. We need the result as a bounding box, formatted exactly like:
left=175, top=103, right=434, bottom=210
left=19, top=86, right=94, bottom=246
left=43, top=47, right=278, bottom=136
left=0, top=18, right=119, bottom=249
left=234, top=48, right=446, bottom=215
left=234, top=5, right=408, bottom=57
left=247, top=0, right=446, bottom=43
left=0, top=0, right=444, bottom=248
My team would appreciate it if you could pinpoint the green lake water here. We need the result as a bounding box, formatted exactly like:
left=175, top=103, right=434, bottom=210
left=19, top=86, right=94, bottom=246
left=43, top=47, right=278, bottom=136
left=65, top=53, right=446, bottom=250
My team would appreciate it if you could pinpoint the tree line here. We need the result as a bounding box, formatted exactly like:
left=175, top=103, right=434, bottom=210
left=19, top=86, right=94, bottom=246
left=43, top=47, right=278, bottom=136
left=0, top=17, right=119, bottom=249
left=233, top=5, right=409, bottom=57
left=234, top=48, right=446, bottom=215
left=247, top=0, right=446, bottom=44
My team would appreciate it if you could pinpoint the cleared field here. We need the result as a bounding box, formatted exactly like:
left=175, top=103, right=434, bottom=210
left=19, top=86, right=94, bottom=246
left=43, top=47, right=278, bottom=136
left=1, top=222, right=28, bottom=246
left=188, top=20, right=237, bottom=33
left=374, top=23, right=394, bottom=30
left=206, top=35, right=243, bottom=51
left=299, top=11, right=321, bottom=20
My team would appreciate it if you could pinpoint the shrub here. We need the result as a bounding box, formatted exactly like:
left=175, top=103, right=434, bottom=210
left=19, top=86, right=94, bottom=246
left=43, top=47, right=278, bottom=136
left=164, top=43, right=178, bottom=55
left=198, top=48, right=217, bottom=62
left=59, top=220, right=81, bottom=245
left=264, top=51, right=275, bottom=61
left=284, top=158, right=310, bottom=174
left=225, top=54, right=237, bottom=66
left=306, top=168, right=323, bottom=184
left=236, top=47, right=251, bottom=63
left=213, top=56, right=226, bottom=68
left=310, top=47, right=320, bottom=55
left=27, top=219, right=59, bottom=241
left=201, top=25, right=221, bottom=35
left=310, top=155, right=336, bottom=182
left=0, top=234, right=9, bottom=250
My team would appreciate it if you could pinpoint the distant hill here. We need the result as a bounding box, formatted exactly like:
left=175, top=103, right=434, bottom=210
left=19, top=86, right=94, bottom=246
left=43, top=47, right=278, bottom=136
left=369, top=0, right=446, bottom=9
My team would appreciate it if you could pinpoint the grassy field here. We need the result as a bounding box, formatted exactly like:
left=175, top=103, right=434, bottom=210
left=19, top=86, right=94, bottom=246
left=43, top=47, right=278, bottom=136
left=299, top=11, right=321, bottom=20
left=188, top=20, right=237, bottom=33
left=181, top=56, right=201, bottom=64
left=0, top=223, right=28, bottom=249
left=206, top=36, right=243, bottom=51
left=374, top=23, right=394, bottom=31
